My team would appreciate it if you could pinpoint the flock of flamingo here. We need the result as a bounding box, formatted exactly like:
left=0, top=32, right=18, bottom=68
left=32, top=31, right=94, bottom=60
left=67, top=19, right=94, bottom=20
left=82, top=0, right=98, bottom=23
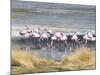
left=18, top=25, right=96, bottom=51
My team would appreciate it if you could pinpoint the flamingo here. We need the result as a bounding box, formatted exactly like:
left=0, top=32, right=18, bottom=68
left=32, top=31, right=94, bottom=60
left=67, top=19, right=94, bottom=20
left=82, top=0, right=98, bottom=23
left=70, top=32, right=79, bottom=50
left=60, top=34, right=67, bottom=45
left=83, top=32, right=93, bottom=45
left=55, top=32, right=62, bottom=39
left=51, top=35, right=57, bottom=48
left=47, top=29, right=53, bottom=35
left=30, top=32, right=41, bottom=48
left=19, top=30, right=27, bottom=36
left=87, top=32, right=93, bottom=38
left=71, top=32, right=78, bottom=41
left=91, top=37, right=96, bottom=41
left=19, top=25, right=32, bottom=36
left=83, top=32, right=96, bottom=48
left=26, top=28, right=32, bottom=34
left=41, top=33, right=49, bottom=47
left=18, top=25, right=96, bottom=54
left=34, top=27, right=41, bottom=33
left=19, top=29, right=29, bottom=44
left=59, top=34, right=68, bottom=53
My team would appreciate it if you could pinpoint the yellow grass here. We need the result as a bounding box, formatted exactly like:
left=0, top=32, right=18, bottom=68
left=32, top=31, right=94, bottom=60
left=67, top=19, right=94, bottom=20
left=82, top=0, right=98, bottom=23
left=12, top=49, right=35, bottom=68
left=61, top=47, right=95, bottom=70
left=11, top=47, right=96, bottom=74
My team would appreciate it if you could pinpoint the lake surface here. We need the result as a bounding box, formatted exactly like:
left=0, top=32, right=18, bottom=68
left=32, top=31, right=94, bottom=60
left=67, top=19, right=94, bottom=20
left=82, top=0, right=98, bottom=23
left=11, top=0, right=96, bottom=60
left=11, top=0, right=96, bottom=33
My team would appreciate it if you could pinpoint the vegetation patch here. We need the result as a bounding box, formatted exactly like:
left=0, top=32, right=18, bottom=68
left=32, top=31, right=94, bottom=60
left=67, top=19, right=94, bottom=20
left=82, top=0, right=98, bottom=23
left=11, top=48, right=96, bottom=74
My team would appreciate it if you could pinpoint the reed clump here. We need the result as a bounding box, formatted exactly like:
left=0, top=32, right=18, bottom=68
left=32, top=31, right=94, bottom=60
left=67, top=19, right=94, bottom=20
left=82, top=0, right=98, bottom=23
left=12, top=49, right=35, bottom=68
left=11, top=47, right=95, bottom=74
left=61, top=47, right=95, bottom=70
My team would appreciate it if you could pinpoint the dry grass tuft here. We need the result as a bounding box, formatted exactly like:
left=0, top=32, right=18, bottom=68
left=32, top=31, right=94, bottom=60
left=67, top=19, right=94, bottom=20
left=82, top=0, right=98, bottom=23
left=62, top=47, right=96, bottom=70
left=11, top=47, right=96, bottom=74
left=36, top=58, right=55, bottom=66
left=12, top=49, right=35, bottom=68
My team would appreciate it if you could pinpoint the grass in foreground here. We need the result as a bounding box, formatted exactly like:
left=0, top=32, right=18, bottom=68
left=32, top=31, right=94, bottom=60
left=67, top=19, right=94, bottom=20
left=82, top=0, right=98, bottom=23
left=11, top=47, right=96, bottom=74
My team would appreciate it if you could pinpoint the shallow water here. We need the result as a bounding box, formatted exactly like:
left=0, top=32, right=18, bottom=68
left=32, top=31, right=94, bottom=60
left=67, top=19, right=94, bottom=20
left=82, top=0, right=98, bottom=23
left=11, top=1, right=96, bottom=60
left=11, top=36, right=96, bottom=61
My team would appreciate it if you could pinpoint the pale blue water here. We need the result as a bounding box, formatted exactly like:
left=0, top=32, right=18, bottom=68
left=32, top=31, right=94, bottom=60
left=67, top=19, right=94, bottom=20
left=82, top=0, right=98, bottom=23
left=11, top=0, right=96, bottom=33
left=11, top=0, right=96, bottom=60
